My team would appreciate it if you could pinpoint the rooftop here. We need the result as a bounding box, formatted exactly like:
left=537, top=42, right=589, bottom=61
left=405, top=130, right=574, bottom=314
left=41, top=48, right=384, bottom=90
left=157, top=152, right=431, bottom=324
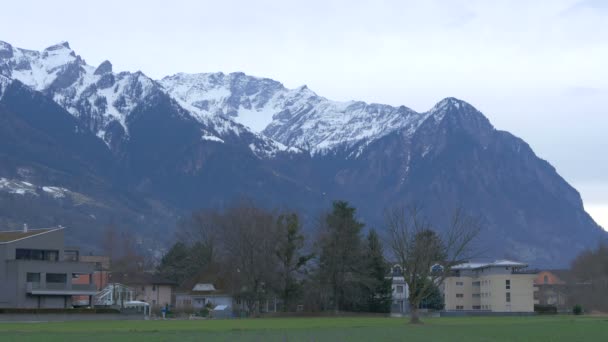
left=110, top=272, right=176, bottom=286
left=452, top=259, right=528, bottom=270
left=0, top=228, right=61, bottom=243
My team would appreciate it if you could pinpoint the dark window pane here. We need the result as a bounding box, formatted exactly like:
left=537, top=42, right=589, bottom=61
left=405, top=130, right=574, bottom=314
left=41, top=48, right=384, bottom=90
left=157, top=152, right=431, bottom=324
left=46, top=273, right=67, bottom=283
left=27, top=273, right=40, bottom=282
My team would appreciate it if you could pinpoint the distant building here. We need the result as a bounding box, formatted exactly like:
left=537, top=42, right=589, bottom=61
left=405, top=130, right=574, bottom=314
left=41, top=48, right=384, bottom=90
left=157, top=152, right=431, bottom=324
left=442, top=260, right=537, bottom=312
left=389, top=264, right=409, bottom=314
left=534, top=269, right=589, bottom=311
left=0, top=227, right=97, bottom=308
left=109, top=273, right=176, bottom=308
left=72, top=255, right=110, bottom=306
left=175, top=282, right=234, bottom=312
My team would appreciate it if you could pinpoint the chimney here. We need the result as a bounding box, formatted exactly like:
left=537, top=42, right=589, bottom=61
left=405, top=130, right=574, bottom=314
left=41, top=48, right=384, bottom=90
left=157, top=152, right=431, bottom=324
left=23, top=223, right=28, bottom=233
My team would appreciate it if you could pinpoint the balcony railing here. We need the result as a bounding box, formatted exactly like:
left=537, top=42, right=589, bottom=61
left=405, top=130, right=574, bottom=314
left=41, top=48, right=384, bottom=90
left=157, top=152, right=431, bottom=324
left=26, top=282, right=97, bottom=294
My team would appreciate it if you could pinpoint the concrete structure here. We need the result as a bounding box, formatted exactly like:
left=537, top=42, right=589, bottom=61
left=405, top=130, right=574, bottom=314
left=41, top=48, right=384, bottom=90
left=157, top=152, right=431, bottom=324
left=442, top=260, right=537, bottom=312
left=389, top=264, right=409, bottom=314
left=0, top=227, right=97, bottom=308
left=110, top=273, right=176, bottom=309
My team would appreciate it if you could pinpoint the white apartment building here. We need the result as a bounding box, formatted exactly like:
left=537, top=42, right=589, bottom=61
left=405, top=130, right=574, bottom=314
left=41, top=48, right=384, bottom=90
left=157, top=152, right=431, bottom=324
left=442, top=260, right=537, bottom=312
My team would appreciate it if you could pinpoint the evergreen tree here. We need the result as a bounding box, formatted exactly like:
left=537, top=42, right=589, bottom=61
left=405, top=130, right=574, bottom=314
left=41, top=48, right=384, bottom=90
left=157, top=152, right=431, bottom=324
left=364, top=229, right=392, bottom=313
left=318, top=200, right=365, bottom=312
left=156, top=241, right=213, bottom=284
left=419, top=281, right=444, bottom=311
left=275, top=213, right=314, bottom=311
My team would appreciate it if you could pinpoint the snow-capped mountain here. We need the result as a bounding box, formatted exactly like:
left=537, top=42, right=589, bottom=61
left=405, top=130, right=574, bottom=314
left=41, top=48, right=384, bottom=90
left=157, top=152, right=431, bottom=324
left=1, top=41, right=475, bottom=159
left=161, top=72, right=431, bottom=154
left=0, top=39, right=604, bottom=266
left=0, top=41, right=293, bottom=158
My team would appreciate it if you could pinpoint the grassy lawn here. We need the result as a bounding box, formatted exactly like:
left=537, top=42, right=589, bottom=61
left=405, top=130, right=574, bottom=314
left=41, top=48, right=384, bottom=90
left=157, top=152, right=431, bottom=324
left=0, top=316, right=607, bottom=341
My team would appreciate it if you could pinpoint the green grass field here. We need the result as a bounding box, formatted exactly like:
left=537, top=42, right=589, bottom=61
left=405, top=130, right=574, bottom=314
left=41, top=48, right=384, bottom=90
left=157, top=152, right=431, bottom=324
left=0, top=316, right=607, bottom=341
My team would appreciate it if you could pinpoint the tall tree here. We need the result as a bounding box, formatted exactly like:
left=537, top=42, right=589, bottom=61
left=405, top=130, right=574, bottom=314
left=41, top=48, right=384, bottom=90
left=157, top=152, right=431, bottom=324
left=570, top=242, right=608, bottom=311
left=386, top=206, right=480, bottom=324
left=156, top=241, right=213, bottom=285
left=363, top=229, right=392, bottom=313
left=275, top=213, right=314, bottom=311
left=216, top=203, right=279, bottom=316
left=318, top=200, right=365, bottom=312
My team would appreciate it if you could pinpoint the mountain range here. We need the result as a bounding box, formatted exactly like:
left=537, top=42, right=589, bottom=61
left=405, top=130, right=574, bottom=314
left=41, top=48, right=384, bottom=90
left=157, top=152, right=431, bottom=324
left=0, top=40, right=604, bottom=266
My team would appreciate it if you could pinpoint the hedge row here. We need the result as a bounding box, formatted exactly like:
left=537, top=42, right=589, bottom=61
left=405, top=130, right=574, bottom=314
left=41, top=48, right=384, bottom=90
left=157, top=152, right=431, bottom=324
left=0, top=308, right=120, bottom=314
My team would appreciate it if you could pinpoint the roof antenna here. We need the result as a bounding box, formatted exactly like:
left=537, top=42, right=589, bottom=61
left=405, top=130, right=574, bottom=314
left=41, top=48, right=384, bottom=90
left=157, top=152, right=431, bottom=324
left=23, top=223, right=28, bottom=233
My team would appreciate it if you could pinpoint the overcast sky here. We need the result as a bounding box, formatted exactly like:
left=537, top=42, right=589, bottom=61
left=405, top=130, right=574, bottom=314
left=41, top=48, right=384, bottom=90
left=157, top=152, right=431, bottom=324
left=1, top=0, right=607, bottom=228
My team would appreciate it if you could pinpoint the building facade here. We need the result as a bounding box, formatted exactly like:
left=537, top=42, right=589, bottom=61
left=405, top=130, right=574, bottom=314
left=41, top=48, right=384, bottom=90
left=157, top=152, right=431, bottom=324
left=389, top=264, right=409, bottom=314
left=442, top=260, right=537, bottom=312
left=109, top=273, right=176, bottom=309
left=0, top=227, right=97, bottom=308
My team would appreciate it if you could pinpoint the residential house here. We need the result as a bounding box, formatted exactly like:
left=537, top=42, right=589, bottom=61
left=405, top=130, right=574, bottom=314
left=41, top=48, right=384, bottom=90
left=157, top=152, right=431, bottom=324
left=0, top=226, right=97, bottom=308
left=175, top=272, right=235, bottom=311
left=389, top=264, right=409, bottom=314
left=71, top=255, right=111, bottom=306
left=175, top=283, right=234, bottom=312
left=442, top=260, right=537, bottom=312
left=110, top=273, right=176, bottom=308
left=534, top=270, right=585, bottom=311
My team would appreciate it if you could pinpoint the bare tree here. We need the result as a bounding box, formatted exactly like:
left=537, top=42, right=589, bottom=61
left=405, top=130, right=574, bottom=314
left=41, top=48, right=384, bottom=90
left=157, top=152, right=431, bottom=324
left=386, top=205, right=480, bottom=324
left=570, top=242, right=608, bottom=312
left=212, top=203, right=280, bottom=316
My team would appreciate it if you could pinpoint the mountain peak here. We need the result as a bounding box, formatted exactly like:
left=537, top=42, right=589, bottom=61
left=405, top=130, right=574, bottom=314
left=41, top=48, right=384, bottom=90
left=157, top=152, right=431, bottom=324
left=433, top=97, right=472, bottom=110
left=94, top=60, right=112, bottom=75
left=44, top=41, right=71, bottom=52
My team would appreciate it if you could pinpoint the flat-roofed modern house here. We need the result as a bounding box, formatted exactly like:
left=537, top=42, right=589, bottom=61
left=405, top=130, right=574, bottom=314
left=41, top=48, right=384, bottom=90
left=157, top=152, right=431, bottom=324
left=0, top=226, right=97, bottom=308
left=442, top=260, right=537, bottom=313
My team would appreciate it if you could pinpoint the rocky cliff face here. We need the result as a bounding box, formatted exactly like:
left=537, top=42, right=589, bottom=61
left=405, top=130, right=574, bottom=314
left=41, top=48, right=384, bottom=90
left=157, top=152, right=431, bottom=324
left=0, top=40, right=603, bottom=266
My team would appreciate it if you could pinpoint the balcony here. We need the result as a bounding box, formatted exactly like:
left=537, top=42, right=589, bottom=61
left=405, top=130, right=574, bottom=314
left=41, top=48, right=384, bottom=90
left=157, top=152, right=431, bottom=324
left=26, top=282, right=98, bottom=296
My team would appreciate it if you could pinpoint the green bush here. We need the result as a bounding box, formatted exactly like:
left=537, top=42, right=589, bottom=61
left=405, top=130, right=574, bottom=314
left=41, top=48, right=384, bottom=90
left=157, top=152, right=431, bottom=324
left=572, top=305, right=583, bottom=315
left=534, top=304, right=557, bottom=314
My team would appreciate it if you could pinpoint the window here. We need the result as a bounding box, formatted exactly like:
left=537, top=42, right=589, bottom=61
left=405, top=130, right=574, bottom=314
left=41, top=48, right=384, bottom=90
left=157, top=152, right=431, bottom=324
left=472, top=305, right=481, bottom=310
left=46, top=273, right=67, bottom=283
left=456, top=305, right=464, bottom=310
left=472, top=293, right=481, bottom=298
left=15, top=249, right=59, bottom=261
left=63, top=249, right=79, bottom=262
left=472, top=281, right=480, bottom=286
left=543, top=275, right=549, bottom=284
left=505, top=279, right=511, bottom=290
left=456, top=281, right=464, bottom=286
left=456, top=293, right=464, bottom=298
left=506, top=292, right=511, bottom=303
left=152, top=285, right=157, bottom=291
left=396, top=285, right=404, bottom=293
left=26, top=273, right=40, bottom=282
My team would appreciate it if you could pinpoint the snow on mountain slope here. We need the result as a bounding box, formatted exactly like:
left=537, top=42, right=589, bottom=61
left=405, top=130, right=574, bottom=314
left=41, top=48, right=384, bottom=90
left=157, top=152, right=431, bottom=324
left=161, top=72, right=433, bottom=155
left=1, top=40, right=476, bottom=159
left=0, top=74, right=10, bottom=100
left=0, top=41, right=160, bottom=142
left=0, top=41, right=295, bottom=157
